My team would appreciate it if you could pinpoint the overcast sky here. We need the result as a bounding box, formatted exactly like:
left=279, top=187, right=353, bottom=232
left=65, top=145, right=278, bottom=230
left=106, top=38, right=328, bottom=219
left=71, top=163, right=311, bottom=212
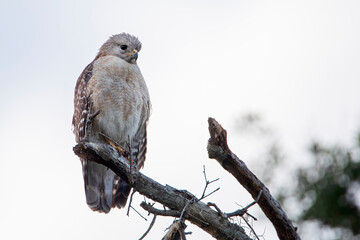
left=1, top=1, right=360, bottom=239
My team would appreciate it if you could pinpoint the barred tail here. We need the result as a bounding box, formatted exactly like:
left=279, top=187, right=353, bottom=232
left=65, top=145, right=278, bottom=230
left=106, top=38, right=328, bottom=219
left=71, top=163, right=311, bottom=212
left=82, top=160, right=131, bottom=213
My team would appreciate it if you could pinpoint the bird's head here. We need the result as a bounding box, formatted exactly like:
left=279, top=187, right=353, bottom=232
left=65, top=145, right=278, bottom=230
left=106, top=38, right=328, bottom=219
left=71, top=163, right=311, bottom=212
left=97, top=33, right=142, bottom=64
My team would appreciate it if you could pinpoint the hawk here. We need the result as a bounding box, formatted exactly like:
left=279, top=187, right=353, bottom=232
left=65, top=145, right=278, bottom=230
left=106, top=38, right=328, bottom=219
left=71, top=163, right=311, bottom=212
left=72, top=33, right=151, bottom=213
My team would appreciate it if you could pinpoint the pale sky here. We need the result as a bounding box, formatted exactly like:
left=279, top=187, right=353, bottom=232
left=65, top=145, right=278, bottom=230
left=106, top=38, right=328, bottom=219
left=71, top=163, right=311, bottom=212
left=1, top=1, right=360, bottom=239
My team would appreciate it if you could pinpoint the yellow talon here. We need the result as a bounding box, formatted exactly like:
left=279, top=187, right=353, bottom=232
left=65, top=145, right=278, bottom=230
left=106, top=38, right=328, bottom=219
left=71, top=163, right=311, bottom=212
left=103, top=136, right=134, bottom=166
left=107, top=139, right=126, bottom=155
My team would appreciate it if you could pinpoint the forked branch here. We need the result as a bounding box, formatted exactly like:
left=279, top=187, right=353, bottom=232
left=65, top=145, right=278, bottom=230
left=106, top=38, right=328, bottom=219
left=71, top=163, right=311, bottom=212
left=207, top=117, right=300, bottom=240
left=73, top=142, right=250, bottom=240
left=73, top=117, right=299, bottom=239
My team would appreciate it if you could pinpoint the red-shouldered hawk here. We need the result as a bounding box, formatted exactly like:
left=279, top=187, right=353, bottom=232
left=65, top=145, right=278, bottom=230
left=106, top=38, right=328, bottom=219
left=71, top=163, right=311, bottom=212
left=72, top=33, right=151, bottom=213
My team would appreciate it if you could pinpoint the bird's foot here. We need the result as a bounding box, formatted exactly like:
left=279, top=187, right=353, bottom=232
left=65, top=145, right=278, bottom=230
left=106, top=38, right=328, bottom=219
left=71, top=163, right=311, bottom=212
left=109, top=141, right=136, bottom=167
left=108, top=140, right=128, bottom=157
left=101, top=133, right=132, bottom=163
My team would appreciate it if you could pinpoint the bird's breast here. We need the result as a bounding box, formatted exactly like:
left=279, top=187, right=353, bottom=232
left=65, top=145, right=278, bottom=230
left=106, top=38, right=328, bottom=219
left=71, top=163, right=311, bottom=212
left=87, top=56, right=149, bottom=146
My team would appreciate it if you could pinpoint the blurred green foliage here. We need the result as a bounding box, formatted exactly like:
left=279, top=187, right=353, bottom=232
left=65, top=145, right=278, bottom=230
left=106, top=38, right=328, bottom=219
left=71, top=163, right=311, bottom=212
left=295, top=135, right=360, bottom=235
left=234, top=113, right=360, bottom=237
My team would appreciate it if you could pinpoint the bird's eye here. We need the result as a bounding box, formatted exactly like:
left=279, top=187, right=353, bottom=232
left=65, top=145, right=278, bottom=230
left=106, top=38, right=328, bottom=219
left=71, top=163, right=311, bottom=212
left=120, top=45, right=128, bottom=50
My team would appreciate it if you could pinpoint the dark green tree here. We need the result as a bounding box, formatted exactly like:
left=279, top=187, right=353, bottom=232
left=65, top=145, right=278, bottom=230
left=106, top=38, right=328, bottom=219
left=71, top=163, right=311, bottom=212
left=296, top=136, right=360, bottom=236
left=234, top=113, right=360, bottom=238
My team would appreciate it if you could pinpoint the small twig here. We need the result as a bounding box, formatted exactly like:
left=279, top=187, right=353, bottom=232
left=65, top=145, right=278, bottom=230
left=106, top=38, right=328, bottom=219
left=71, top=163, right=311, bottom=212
left=226, top=208, right=246, bottom=218
left=138, top=214, right=157, bottom=240
left=131, top=206, right=147, bottom=221
left=241, top=216, right=260, bottom=240
left=208, top=178, right=220, bottom=184
left=140, top=200, right=210, bottom=231
left=179, top=226, right=187, bottom=240
left=200, top=166, right=220, bottom=200
left=246, top=212, right=257, bottom=221
left=141, top=202, right=181, bottom=217
left=256, top=227, right=266, bottom=240
left=256, top=190, right=263, bottom=202
left=226, top=191, right=263, bottom=218
left=203, top=165, right=208, bottom=180
left=127, top=189, right=137, bottom=216
left=207, top=202, right=226, bottom=218
left=162, top=220, right=187, bottom=240
left=179, top=199, right=196, bottom=221
left=200, top=187, right=220, bottom=200
left=141, top=201, right=209, bottom=228
left=201, top=166, right=209, bottom=198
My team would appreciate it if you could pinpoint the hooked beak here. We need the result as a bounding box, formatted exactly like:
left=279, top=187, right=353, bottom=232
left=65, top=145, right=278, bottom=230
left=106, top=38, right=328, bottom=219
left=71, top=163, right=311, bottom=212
left=125, top=49, right=138, bottom=62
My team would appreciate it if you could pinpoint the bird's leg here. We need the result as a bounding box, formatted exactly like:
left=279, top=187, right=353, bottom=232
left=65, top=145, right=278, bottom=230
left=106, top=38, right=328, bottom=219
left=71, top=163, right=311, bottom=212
left=99, top=133, right=135, bottom=184
left=107, top=139, right=127, bottom=156
left=100, top=133, right=130, bottom=159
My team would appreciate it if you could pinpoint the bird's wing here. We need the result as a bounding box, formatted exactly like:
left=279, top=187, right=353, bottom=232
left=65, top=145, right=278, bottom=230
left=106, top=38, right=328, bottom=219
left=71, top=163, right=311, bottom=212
left=72, top=62, right=94, bottom=142
left=131, top=96, right=151, bottom=170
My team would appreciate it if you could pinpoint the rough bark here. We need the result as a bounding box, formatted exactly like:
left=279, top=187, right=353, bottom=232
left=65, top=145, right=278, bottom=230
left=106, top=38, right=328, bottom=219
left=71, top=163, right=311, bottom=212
left=162, top=221, right=187, bottom=240
left=73, top=142, right=250, bottom=240
left=207, top=117, right=300, bottom=240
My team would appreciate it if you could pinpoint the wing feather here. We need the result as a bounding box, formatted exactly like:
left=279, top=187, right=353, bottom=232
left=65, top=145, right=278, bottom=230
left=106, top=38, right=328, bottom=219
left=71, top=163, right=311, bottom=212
left=72, top=62, right=94, bottom=142
left=131, top=98, right=151, bottom=170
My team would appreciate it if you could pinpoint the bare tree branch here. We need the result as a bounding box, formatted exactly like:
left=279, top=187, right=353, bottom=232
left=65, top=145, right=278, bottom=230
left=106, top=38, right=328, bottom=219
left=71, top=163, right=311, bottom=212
left=226, top=191, right=262, bottom=218
left=162, top=220, right=187, bottom=240
left=140, top=202, right=181, bottom=218
left=127, top=189, right=137, bottom=216
left=208, top=191, right=262, bottom=220
left=73, top=117, right=300, bottom=239
left=73, top=142, right=250, bottom=240
left=200, top=165, right=220, bottom=200
left=139, top=214, right=157, bottom=240
left=207, top=117, right=300, bottom=240
left=241, top=216, right=260, bottom=240
left=140, top=202, right=210, bottom=227
left=130, top=205, right=148, bottom=221
left=207, top=202, right=227, bottom=218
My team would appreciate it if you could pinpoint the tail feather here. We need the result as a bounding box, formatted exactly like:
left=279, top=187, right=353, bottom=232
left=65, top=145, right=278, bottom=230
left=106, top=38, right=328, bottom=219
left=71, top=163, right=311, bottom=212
left=114, top=179, right=131, bottom=208
left=82, top=159, right=131, bottom=213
